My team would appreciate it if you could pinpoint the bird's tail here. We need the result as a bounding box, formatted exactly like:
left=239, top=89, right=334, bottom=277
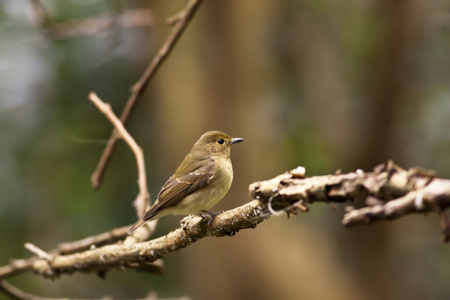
left=128, top=217, right=148, bottom=235
left=128, top=203, right=164, bottom=234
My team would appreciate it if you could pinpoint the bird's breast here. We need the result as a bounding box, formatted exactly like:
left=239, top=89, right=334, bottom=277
left=175, top=156, right=233, bottom=214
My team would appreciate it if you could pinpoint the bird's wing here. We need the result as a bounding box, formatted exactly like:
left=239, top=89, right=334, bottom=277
left=140, top=159, right=216, bottom=221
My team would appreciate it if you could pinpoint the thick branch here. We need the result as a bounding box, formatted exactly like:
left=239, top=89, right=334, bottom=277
left=5, top=161, right=450, bottom=283
left=30, top=200, right=269, bottom=278
left=250, top=161, right=448, bottom=226
left=342, top=179, right=450, bottom=225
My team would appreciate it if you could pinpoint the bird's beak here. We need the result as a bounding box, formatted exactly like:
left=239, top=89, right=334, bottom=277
left=231, top=137, right=244, bottom=144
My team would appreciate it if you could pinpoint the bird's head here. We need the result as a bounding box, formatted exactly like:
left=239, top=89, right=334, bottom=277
left=191, top=131, right=243, bottom=159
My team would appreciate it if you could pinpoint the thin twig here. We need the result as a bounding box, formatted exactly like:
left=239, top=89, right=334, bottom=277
left=0, top=280, right=190, bottom=300
left=24, top=244, right=53, bottom=261
left=89, top=92, right=150, bottom=218
left=27, top=1, right=153, bottom=40
left=57, top=225, right=130, bottom=255
left=166, top=11, right=184, bottom=26
left=0, top=280, right=55, bottom=300
left=0, top=225, right=161, bottom=280
left=51, top=9, right=154, bottom=40
left=91, top=0, right=204, bottom=190
left=26, top=0, right=55, bottom=30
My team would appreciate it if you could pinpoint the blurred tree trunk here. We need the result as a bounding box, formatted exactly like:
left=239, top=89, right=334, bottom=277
left=334, top=1, right=435, bottom=300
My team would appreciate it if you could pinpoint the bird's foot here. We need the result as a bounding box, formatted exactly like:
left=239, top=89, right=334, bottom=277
left=200, top=210, right=222, bottom=226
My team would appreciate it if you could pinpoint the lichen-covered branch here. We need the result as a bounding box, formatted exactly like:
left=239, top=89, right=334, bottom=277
left=342, top=178, right=450, bottom=226
left=250, top=161, right=449, bottom=229
left=0, top=226, right=148, bottom=280
left=2, top=160, right=450, bottom=299
left=29, top=200, right=269, bottom=278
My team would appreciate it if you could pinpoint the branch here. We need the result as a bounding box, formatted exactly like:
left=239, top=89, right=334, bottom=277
left=91, top=0, right=204, bottom=190
left=2, top=160, right=449, bottom=296
left=50, top=9, right=154, bottom=40
left=89, top=92, right=150, bottom=218
left=24, top=244, right=53, bottom=261
left=0, top=226, right=162, bottom=281
left=26, top=1, right=154, bottom=40
left=57, top=225, right=130, bottom=255
left=342, top=179, right=450, bottom=226
left=29, top=200, right=269, bottom=278
left=250, top=161, right=449, bottom=229
left=26, top=0, right=56, bottom=31
left=0, top=280, right=190, bottom=300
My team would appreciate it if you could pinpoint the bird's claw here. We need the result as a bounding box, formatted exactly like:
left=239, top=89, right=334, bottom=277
left=200, top=210, right=222, bottom=226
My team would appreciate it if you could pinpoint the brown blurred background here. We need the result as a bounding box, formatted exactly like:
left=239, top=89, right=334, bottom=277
left=1, top=0, right=450, bottom=299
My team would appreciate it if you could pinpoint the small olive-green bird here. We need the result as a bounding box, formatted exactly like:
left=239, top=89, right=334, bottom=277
left=128, top=131, right=243, bottom=234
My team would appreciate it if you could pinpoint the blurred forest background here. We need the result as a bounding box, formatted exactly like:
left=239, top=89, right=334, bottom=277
left=1, top=0, right=450, bottom=300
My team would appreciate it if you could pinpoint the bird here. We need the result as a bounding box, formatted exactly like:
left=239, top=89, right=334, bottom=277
left=128, top=130, right=243, bottom=234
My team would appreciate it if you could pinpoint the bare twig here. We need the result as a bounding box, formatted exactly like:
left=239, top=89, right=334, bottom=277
left=0, top=280, right=190, bottom=300
left=57, top=225, right=130, bottom=255
left=89, top=92, right=150, bottom=218
left=89, top=92, right=157, bottom=241
left=0, top=258, right=39, bottom=281
left=0, top=226, right=161, bottom=280
left=0, top=280, right=54, bottom=300
left=24, top=244, right=53, bottom=261
left=26, top=0, right=55, bottom=30
left=166, top=11, right=184, bottom=26
left=50, top=9, right=154, bottom=40
left=91, top=0, right=204, bottom=190
left=27, top=0, right=154, bottom=40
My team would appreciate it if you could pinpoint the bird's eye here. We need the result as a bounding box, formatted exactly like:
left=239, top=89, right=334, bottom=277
left=217, top=139, right=224, bottom=144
